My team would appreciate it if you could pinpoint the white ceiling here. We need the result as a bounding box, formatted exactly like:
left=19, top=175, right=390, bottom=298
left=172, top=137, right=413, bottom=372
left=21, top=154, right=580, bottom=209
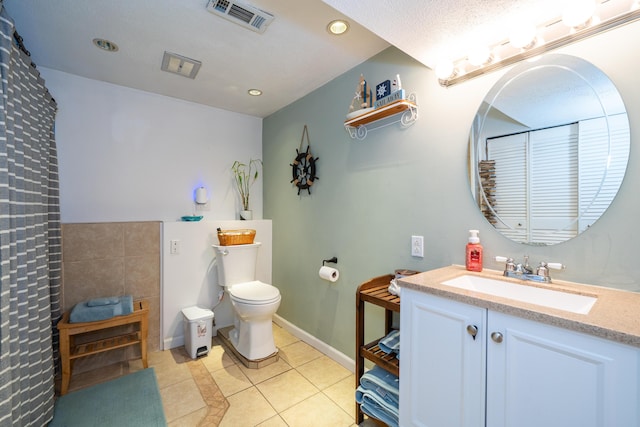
left=1, top=0, right=617, bottom=119
left=2, top=0, right=389, bottom=118
left=322, top=0, right=569, bottom=69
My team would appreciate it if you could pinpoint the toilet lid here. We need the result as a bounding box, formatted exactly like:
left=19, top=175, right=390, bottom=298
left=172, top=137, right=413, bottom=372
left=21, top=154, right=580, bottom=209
left=229, top=281, right=280, bottom=304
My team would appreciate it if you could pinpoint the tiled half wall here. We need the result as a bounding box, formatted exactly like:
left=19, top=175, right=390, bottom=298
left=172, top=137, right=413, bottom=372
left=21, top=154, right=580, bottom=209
left=61, top=221, right=161, bottom=368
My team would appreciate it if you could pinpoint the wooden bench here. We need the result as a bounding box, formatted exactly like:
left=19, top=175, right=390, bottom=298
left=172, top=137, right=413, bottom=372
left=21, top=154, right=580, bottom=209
left=57, top=299, right=149, bottom=395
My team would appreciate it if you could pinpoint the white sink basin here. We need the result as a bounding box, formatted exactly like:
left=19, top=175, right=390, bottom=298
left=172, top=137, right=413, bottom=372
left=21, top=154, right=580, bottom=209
left=441, top=275, right=597, bottom=314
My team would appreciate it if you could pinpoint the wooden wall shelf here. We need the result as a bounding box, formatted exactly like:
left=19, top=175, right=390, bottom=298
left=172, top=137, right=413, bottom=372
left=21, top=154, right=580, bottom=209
left=344, top=94, right=418, bottom=140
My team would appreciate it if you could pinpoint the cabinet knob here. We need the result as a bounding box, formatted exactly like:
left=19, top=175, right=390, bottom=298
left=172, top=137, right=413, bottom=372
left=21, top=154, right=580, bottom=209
left=491, top=332, right=504, bottom=343
left=466, top=324, right=478, bottom=340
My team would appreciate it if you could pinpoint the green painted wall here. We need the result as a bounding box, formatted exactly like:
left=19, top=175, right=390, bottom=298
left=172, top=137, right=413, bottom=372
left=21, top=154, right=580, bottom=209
left=263, top=21, right=640, bottom=360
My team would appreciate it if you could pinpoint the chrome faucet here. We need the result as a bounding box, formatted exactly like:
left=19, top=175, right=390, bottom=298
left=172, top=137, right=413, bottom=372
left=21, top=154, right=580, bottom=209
left=516, top=255, right=534, bottom=275
left=495, top=256, right=565, bottom=283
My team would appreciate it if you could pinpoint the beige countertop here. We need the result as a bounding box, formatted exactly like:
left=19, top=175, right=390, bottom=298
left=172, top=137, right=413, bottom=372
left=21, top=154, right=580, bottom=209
left=398, top=265, right=640, bottom=348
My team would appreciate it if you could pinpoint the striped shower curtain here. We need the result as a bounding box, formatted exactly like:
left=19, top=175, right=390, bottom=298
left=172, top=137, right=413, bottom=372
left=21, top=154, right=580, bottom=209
left=0, top=6, right=61, bottom=427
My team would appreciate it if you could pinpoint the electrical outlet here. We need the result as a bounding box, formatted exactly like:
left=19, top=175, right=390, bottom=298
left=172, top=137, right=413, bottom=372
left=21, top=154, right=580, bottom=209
left=170, top=239, right=180, bottom=254
left=411, top=235, right=424, bottom=257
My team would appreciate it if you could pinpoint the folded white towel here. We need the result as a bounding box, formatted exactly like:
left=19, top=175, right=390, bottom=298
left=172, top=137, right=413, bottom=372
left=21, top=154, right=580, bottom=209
left=388, top=279, right=401, bottom=296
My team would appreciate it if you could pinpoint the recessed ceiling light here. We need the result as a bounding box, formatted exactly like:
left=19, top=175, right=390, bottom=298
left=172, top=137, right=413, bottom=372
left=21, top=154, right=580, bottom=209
left=248, top=89, right=262, bottom=96
left=327, top=19, right=349, bottom=35
left=92, top=38, right=119, bottom=52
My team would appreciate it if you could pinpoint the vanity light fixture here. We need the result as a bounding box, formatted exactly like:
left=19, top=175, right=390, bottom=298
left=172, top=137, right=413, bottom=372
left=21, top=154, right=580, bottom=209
left=247, top=88, right=262, bottom=96
left=327, top=19, right=349, bottom=35
left=92, top=38, right=118, bottom=52
left=437, top=0, right=640, bottom=87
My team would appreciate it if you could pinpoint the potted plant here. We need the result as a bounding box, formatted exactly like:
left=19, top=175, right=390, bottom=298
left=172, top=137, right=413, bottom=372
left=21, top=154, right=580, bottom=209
left=231, top=158, right=262, bottom=220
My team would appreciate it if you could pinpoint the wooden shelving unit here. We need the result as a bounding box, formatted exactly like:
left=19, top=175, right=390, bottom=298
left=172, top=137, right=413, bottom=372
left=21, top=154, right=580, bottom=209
left=70, top=332, right=141, bottom=359
left=355, top=274, right=400, bottom=424
left=57, top=300, right=149, bottom=395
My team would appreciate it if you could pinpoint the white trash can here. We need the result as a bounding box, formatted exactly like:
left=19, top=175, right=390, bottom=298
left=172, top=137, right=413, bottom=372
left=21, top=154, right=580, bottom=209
left=182, top=306, right=214, bottom=359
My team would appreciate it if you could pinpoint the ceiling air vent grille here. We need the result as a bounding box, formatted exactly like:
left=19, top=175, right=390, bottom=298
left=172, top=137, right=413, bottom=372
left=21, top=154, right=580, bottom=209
left=206, top=0, right=274, bottom=34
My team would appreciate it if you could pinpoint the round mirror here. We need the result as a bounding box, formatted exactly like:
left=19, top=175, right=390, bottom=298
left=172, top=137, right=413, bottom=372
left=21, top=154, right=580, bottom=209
left=469, top=54, right=629, bottom=245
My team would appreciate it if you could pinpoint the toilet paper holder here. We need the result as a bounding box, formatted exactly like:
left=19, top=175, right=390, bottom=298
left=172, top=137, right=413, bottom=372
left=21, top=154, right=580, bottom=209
left=322, top=257, right=338, bottom=266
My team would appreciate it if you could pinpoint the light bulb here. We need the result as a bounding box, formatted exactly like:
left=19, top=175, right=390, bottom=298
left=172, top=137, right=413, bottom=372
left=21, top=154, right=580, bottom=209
left=562, top=0, right=596, bottom=28
left=468, top=46, right=492, bottom=66
left=327, top=20, right=349, bottom=35
left=509, top=23, right=537, bottom=49
left=435, top=60, right=455, bottom=80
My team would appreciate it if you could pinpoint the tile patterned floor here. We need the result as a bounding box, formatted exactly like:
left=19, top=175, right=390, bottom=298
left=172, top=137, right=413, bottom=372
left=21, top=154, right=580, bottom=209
left=63, top=323, right=381, bottom=426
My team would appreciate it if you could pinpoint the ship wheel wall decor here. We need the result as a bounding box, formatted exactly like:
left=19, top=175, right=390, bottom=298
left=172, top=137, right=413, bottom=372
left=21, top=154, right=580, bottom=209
left=290, top=125, right=319, bottom=195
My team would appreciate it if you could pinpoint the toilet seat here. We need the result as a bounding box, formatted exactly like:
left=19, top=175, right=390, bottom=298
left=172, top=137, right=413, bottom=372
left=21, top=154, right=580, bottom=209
left=229, top=280, right=280, bottom=305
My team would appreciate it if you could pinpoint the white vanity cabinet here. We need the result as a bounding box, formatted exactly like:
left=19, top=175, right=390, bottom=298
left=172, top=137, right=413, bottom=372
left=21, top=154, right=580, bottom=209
left=399, top=288, right=486, bottom=427
left=399, top=288, right=640, bottom=427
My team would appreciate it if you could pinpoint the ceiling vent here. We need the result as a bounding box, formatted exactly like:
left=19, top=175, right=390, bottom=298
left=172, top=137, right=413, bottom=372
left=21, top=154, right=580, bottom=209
left=206, top=0, right=274, bottom=34
left=161, top=52, right=202, bottom=79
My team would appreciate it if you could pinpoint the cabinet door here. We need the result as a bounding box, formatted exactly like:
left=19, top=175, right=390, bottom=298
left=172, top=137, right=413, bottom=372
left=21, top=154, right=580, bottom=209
left=400, top=289, right=486, bottom=427
left=487, top=311, right=640, bottom=427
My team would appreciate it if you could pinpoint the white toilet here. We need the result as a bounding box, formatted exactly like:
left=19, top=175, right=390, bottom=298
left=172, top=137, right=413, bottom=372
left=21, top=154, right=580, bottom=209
left=212, top=242, right=281, bottom=360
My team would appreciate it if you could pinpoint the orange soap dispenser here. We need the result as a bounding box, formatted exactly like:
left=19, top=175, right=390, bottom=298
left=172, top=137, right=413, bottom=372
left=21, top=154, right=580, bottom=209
left=465, top=229, right=483, bottom=272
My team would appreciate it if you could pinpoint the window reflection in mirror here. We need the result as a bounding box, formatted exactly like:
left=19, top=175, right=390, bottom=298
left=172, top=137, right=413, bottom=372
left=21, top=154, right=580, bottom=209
left=469, top=54, right=629, bottom=245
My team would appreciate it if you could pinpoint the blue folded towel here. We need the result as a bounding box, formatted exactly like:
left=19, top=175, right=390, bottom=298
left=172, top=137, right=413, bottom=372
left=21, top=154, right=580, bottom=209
left=356, top=387, right=399, bottom=427
left=378, top=329, right=400, bottom=356
left=70, top=295, right=134, bottom=323
left=87, top=297, right=120, bottom=307
left=358, top=365, right=399, bottom=406
left=356, top=366, right=400, bottom=426
left=356, top=384, right=399, bottom=416
left=360, top=401, right=399, bottom=427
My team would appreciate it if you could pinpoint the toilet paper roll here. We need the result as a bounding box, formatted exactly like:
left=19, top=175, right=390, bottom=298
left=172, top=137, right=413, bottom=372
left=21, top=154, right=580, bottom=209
left=319, top=266, right=339, bottom=282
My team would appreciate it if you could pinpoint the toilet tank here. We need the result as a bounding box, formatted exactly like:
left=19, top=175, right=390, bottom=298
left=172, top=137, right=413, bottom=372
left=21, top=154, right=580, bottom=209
left=212, top=242, right=261, bottom=286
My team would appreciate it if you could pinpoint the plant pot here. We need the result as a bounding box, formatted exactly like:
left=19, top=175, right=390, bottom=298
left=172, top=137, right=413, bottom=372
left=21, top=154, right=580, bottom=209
left=240, top=210, right=253, bottom=220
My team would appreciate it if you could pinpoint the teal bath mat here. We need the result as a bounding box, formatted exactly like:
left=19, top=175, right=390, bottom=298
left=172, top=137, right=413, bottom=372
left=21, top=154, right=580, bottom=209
left=49, top=368, right=167, bottom=426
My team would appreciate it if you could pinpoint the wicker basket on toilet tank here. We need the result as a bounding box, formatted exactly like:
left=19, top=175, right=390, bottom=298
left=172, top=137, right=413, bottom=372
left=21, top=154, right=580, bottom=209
left=216, top=228, right=256, bottom=246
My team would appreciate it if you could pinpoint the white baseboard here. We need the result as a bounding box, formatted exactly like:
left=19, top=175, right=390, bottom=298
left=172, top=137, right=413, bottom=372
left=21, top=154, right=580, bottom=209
left=273, top=314, right=355, bottom=373
left=165, top=315, right=356, bottom=374
left=163, top=325, right=229, bottom=351
left=163, top=335, right=184, bottom=350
